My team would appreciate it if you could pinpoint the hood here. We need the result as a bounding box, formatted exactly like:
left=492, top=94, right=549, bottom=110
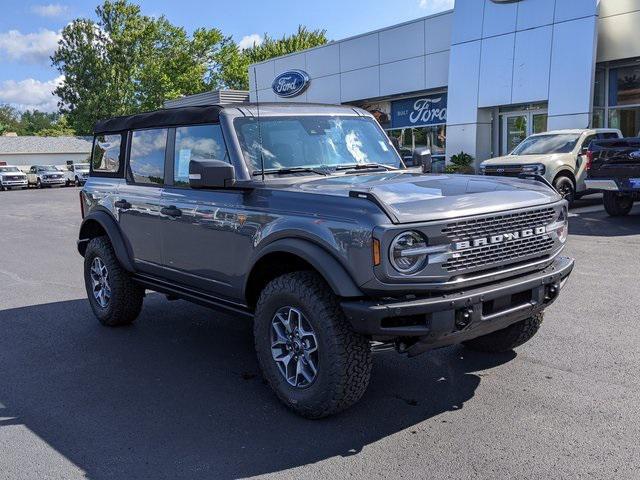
left=278, top=172, right=561, bottom=223
left=482, top=153, right=566, bottom=166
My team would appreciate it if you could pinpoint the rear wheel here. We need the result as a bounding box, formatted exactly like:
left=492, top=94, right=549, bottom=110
left=603, top=191, right=634, bottom=217
left=83, top=236, right=144, bottom=326
left=253, top=271, right=372, bottom=418
left=553, top=175, right=576, bottom=206
left=463, top=313, right=544, bottom=353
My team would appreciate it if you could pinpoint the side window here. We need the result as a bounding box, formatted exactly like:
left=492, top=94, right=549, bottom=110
left=92, top=134, right=122, bottom=173
left=30, top=166, right=36, bottom=173
left=129, top=128, right=168, bottom=185
left=173, top=124, right=228, bottom=187
left=600, top=132, right=620, bottom=140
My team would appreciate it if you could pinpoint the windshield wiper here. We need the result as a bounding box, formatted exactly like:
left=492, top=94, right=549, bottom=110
left=252, top=167, right=330, bottom=176
left=335, top=163, right=397, bottom=172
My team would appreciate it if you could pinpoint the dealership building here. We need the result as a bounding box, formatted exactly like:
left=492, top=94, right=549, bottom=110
left=248, top=0, right=640, bottom=168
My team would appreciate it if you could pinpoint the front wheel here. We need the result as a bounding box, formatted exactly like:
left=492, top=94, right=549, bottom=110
left=36, top=179, right=42, bottom=189
left=83, top=236, right=144, bottom=326
left=603, top=191, right=634, bottom=217
left=553, top=175, right=576, bottom=206
left=253, top=271, right=372, bottom=418
left=463, top=312, right=544, bottom=353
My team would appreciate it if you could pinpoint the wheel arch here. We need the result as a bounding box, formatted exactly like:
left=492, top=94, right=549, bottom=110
left=77, top=210, right=135, bottom=272
left=244, top=238, right=364, bottom=310
left=552, top=169, right=576, bottom=186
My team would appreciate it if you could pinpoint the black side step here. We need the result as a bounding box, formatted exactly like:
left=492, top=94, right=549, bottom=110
left=132, top=273, right=253, bottom=318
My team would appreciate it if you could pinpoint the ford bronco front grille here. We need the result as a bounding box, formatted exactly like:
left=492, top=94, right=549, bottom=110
left=441, top=207, right=557, bottom=273
left=442, top=207, right=556, bottom=243
left=443, top=235, right=555, bottom=272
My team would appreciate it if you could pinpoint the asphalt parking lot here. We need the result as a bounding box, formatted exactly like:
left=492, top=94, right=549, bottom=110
left=1, top=187, right=639, bottom=480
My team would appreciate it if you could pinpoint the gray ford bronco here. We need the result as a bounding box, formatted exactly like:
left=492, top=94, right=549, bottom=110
left=78, top=103, right=574, bottom=418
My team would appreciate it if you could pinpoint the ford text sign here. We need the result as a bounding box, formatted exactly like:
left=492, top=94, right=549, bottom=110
left=391, top=93, right=447, bottom=129
left=272, top=70, right=310, bottom=98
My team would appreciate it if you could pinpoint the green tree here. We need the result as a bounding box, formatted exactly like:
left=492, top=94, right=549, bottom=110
left=51, top=0, right=225, bottom=134
left=216, top=26, right=328, bottom=90
left=37, top=116, right=76, bottom=137
left=0, top=104, right=21, bottom=135
left=18, top=110, right=59, bottom=136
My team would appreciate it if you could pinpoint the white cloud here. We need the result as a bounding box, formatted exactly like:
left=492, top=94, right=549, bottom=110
left=0, top=29, right=61, bottom=63
left=418, top=0, right=455, bottom=13
left=238, top=34, right=263, bottom=51
left=0, top=76, right=64, bottom=112
left=30, top=3, right=68, bottom=17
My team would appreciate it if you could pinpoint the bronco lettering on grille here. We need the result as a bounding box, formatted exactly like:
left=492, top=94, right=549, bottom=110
left=454, top=226, right=546, bottom=250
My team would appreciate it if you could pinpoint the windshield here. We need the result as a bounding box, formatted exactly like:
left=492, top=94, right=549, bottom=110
left=0, top=167, right=20, bottom=173
left=234, top=116, right=401, bottom=173
left=75, top=163, right=90, bottom=170
left=511, top=134, right=581, bottom=155
left=38, top=166, right=58, bottom=172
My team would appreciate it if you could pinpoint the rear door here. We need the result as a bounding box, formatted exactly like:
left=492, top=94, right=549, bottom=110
left=116, top=128, right=168, bottom=274
left=160, top=123, right=248, bottom=300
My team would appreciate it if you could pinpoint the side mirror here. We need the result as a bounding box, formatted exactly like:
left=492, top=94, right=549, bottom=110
left=413, top=149, right=433, bottom=173
left=189, top=159, right=235, bottom=189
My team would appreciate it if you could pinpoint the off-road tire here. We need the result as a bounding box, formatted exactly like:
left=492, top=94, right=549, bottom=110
left=553, top=175, right=576, bottom=206
left=603, top=191, right=634, bottom=217
left=83, top=236, right=144, bottom=327
left=36, top=179, right=42, bottom=189
left=463, top=312, right=544, bottom=353
left=254, top=271, right=372, bottom=419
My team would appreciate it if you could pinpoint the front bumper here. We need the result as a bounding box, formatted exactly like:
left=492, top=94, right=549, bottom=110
left=1, top=180, right=28, bottom=187
left=341, top=255, right=574, bottom=356
left=41, top=178, right=66, bottom=185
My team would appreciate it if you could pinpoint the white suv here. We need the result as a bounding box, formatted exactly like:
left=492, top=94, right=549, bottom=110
left=480, top=128, right=622, bottom=204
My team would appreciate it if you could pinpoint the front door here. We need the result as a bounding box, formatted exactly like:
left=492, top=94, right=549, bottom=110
left=501, top=111, right=548, bottom=155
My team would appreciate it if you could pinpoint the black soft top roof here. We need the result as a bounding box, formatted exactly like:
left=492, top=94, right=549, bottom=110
left=94, top=105, right=224, bottom=134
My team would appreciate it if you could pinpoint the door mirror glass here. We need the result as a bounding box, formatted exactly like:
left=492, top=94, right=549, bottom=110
left=189, top=159, right=235, bottom=189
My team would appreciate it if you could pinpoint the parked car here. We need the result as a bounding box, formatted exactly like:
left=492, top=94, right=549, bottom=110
left=26, top=165, right=66, bottom=188
left=480, top=129, right=622, bottom=205
left=77, top=104, right=574, bottom=418
left=585, top=136, right=640, bottom=216
left=64, top=163, right=90, bottom=186
left=0, top=165, right=28, bottom=190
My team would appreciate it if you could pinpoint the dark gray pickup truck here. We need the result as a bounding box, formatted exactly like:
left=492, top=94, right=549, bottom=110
left=586, top=137, right=640, bottom=216
left=77, top=103, right=574, bottom=418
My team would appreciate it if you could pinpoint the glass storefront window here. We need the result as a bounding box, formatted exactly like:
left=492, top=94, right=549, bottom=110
left=593, top=67, right=606, bottom=107
left=609, top=108, right=640, bottom=138
left=609, top=65, right=640, bottom=107
left=387, top=125, right=446, bottom=170
left=592, top=109, right=605, bottom=128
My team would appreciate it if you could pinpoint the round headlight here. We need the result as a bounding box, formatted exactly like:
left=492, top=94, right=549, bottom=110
left=390, top=231, right=428, bottom=274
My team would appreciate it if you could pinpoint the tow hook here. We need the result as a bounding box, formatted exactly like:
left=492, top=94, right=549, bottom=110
left=455, top=308, right=474, bottom=330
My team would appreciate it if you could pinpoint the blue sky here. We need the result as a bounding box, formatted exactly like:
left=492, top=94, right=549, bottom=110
left=0, top=0, right=454, bottom=112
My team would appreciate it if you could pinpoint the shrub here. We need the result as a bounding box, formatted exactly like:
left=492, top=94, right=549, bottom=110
left=445, top=152, right=475, bottom=174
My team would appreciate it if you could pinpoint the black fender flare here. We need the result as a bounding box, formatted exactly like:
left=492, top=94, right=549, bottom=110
left=77, top=210, right=135, bottom=273
left=246, top=238, right=364, bottom=299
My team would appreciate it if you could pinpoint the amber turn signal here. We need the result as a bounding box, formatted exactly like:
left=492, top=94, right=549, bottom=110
left=372, top=238, right=381, bottom=266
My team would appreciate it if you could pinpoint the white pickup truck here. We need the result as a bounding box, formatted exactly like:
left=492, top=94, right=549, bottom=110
left=63, top=163, right=90, bottom=186
left=480, top=128, right=622, bottom=205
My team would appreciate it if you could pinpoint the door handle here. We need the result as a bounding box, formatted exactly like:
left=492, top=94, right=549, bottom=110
left=161, top=206, right=182, bottom=218
left=114, top=199, right=131, bottom=209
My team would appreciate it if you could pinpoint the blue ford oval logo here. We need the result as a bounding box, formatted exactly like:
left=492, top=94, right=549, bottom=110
left=272, top=70, right=310, bottom=98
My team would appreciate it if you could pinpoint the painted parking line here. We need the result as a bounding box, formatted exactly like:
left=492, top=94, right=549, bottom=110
left=569, top=204, right=605, bottom=216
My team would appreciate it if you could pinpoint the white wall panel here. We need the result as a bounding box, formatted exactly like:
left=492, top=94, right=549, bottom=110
left=548, top=16, right=597, bottom=116
left=597, top=11, right=640, bottom=62
left=305, top=44, right=340, bottom=78
left=340, top=66, right=379, bottom=102
left=425, top=12, right=452, bottom=54
left=251, top=88, right=276, bottom=103
left=478, top=34, right=515, bottom=108
left=482, top=0, right=518, bottom=38
left=380, top=57, right=425, bottom=96
left=516, top=0, right=556, bottom=30
left=599, top=0, right=640, bottom=17
left=512, top=26, right=552, bottom=104
left=447, top=41, right=481, bottom=125
left=547, top=113, right=591, bottom=130
left=253, top=61, right=275, bottom=90
left=306, top=74, right=341, bottom=104
left=451, top=0, right=484, bottom=45
left=340, top=34, right=379, bottom=71
left=554, top=0, right=598, bottom=22
left=426, top=51, right=449, bottom=89
left=379, top=21, right=425, bottom=64
left=274, top=53, right=305, bottom=76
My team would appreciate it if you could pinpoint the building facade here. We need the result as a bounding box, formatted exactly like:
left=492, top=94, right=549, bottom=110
left=249, top=0, right=640, bottom=168
left=0, top=136, right=92, bottom=168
